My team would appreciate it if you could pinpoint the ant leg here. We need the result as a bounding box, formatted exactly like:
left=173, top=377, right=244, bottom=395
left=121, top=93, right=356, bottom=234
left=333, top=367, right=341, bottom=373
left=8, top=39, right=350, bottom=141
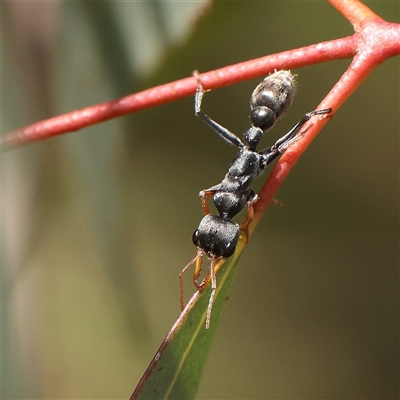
left=199, top=184, right=221, bottom=215
left=260, top=108, right=332, bottom=167
left=277, top=108, right=333, bottom=152
left=205, top=256, right=218, bottom=329
left=204, top=257, right=226, bottom=329
left=186, top=255, right=225, bottom=329
left=193, top=71, right=244, bottom=148
left=240, top=194, right=258, bottom=243
left=179, top=250, right=203, bottom=311
left=275, top=108, right=332, bottom=149
left=193, top=253, right=208, bottom=290
left=200, top=191, right=213, bottom=215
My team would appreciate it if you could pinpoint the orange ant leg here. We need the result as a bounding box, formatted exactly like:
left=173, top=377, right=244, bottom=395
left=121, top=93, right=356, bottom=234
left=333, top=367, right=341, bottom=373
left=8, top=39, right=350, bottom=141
left=179, top=250, right=203, bottom=311
left=205, top=257, right=217, bottom=329
left=240, top=195, right=258, bottom=244
left=192, top=254, right=226, bottom=329
left=205, top=256, right=226, bottom=329
left=199, top=189, right=218, bottom=216
left=193, top=252, right=208, bottom=290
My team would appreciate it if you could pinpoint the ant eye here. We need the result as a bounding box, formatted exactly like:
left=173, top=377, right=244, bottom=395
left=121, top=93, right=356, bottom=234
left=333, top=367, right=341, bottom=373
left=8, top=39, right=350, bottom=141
left=192, top=229, right=200, bottom=246
left=223, top=242, right=236, bottom=258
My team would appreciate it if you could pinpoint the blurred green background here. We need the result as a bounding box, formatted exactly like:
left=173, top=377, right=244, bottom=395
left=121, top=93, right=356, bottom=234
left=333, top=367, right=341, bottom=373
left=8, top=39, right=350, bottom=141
left=2, top=1, right=398, bottom=398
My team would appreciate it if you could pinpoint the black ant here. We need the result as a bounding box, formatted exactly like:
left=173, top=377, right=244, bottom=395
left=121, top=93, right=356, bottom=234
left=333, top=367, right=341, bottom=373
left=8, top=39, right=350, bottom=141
left=179, top=70, right=331, bottom=329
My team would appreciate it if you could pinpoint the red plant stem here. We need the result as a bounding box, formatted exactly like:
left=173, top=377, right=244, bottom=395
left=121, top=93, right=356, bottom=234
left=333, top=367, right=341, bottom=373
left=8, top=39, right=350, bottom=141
left=328, top=0, right=380, bottom=30
left=1, top=37, right=356, bottom=151
left=250, top=16, right=400, bottom=231
left=2, top=0, right=399, bottom=236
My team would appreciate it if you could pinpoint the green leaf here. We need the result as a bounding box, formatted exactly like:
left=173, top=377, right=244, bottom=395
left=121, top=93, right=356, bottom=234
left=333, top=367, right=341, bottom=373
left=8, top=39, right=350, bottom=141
left=131, top=245, right=244, bottom=400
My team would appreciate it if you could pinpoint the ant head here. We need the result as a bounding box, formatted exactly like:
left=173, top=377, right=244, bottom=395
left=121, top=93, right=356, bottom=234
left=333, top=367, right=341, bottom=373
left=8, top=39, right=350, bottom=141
left=192, top=215, right=239, bottom=259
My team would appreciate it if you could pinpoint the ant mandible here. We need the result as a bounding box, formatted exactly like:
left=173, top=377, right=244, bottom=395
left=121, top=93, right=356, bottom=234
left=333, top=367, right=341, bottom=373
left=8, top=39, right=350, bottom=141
left=179, top=70, right=331, bottom=329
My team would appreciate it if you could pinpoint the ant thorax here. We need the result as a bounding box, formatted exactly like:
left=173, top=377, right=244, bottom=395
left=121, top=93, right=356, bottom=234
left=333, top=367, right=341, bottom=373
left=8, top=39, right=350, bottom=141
left=226, top=147, right=261, bottom=181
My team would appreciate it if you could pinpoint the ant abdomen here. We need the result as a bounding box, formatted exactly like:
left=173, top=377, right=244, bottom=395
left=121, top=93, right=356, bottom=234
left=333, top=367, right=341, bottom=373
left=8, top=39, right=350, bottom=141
left=250, top=70, right=296, bottom=131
